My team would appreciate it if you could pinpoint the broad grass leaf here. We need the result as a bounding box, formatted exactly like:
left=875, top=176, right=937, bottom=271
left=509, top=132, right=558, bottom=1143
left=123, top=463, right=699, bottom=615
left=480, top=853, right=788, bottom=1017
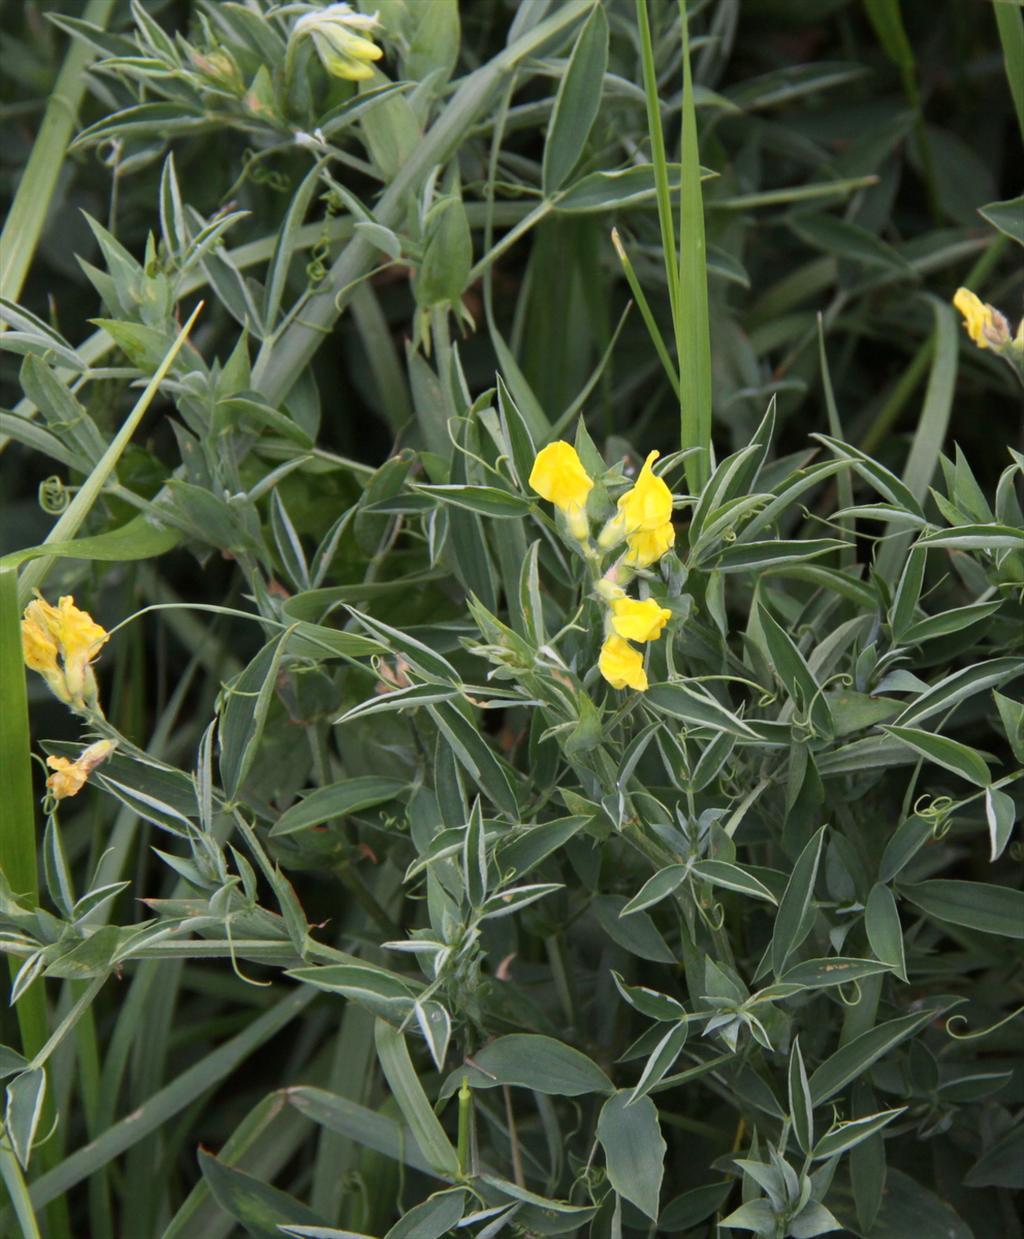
left=197, top=1148, right=327, bottom=1238
left=374, top=1020, right=458, bottom=1178
left=597, top=1091, right=666, bottom=1220
left=287, top=1088, right=436, bottom=1176
left=900, top=880, right=1024, bottom=939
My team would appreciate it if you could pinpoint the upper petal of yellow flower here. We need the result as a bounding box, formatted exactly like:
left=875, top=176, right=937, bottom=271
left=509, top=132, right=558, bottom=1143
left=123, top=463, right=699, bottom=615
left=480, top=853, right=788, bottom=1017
left=616, top=450, right=673, bottom=533
left=598, top=634, right=648, bottom=692
left=624, top=521, right=675, bottom=568
left=295, top=4, right=384, bottom=81
left=610, top=597, right=672, bottom=644
left=529, top=441, right=594, bottom=513
left=21, top=615, right=59, bottom=673
left=953, top=287, right=996, bottom=349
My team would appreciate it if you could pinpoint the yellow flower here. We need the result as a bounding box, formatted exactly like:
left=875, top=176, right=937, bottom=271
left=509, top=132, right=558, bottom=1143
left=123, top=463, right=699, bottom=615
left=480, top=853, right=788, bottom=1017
left=529, top=442, right=594, bottom=537
left=22, top=595, right=109, bottom=710
left=599, top=451, right=673, bottom=549
left=624, top=521, right=675, bottom=568
left=610, top=597, right=671, bottom=644
left=46, top=740, right=117, bottom=801
left=953, top=287, right=1010, bottom=350
left=599, top=635, right=648, bottom=692
left=293, top=3, right=384, bottom=81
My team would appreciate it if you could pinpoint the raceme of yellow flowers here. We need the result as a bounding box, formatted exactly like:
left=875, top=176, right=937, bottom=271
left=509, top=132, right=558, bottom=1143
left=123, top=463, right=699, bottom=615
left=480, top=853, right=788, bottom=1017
left=530, top=442, right=675, bottom=693
left=21, top=594, right=116, bottom=800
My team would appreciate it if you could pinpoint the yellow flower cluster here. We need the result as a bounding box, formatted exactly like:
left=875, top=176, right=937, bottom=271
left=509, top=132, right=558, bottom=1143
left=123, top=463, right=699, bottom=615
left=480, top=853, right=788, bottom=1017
left=46, top=739, right=117, bottom=801
left=21, top=594, right=109, bottom=712
left=953, top=287, right=1023, bottom=353
left=529, top=442, right=676, bottom=692
left=292, top=3, right=383, bottom=81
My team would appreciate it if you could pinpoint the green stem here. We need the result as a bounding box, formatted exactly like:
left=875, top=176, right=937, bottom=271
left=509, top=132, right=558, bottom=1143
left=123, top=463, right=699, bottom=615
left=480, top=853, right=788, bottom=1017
left=0, top=0, right=114, bottom=303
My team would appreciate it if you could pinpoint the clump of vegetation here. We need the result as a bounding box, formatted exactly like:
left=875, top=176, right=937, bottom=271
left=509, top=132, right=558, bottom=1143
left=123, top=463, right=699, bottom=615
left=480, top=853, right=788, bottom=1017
left=1, top=2, right=1021, bottom=1237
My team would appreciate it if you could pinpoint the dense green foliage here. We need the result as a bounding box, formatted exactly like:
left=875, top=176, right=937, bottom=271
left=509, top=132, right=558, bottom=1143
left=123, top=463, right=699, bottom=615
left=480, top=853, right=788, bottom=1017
left=1, top=2, right=1022, bottom=1238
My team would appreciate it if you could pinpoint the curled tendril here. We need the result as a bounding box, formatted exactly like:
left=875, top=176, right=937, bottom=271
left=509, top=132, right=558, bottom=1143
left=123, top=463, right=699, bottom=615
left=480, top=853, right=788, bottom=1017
left=39, top=475, right=71, bottom=513
left=240, top=148, right=291, bottom=193
left=838, top=978, right=863, bottom=1007
left=945, top=1003, right=1024, bottom=1042
left=912, top=794, right=956, bottom=838
left=1009, top=841, right=1024, bottom=863
left=697, top=898, right=726, bottom=933
left=305, top=236, right=331, bottom=286
left=96, top=137, right=122, bottom=168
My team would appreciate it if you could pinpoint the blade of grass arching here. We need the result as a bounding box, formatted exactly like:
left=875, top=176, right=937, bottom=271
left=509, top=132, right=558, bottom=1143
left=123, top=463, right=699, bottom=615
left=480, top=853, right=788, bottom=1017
left=635, top=0, right=680, bottom=328
left=817, top=316, right=855, bottom=566
left=161, top=1091, right=313, bottom=1239
left=676, top=0, right=713, bottom=489
left=349, top=284, right=411, bottom=433
left=994, top=0, right=1024, bottom=142
left=0, top=0, right=113, bottom=303
left=610, top=229, right=680, bottom=399
left=16, top=986, right=317, bottom=1217
left=311, top=1003, right=376, bottom=1219
left=0, top=1143, right=40, bottom=1239
left=864, top=0, right=940, bottom=222
left=16, top=303, right=203, bottom=606
left=875, top=298, right=958, bottom=582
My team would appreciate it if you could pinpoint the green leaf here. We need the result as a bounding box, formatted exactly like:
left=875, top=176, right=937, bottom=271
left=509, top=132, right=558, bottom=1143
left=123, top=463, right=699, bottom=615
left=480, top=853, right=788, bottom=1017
left=788, top=1037, right=813, bottom=1154
left=985, top=787, right=1016, bottom=862
left=452, top=1034, right=612, bottom=1097
left=197, top=1149, right=327, bottom=1239
left=414, top=484, right=531, bottom=518
left=596, top=1090, right=666, bottom=1221
left=270, top=777, right=407, bottom=837
left=812, top=1108, right=905, bottom=1161
left=865, top=884, right=907, bottom=982
left=881, top=725, right=991, bottom=786
left=542, top=3, right=608, bottom=195
left=809, top=1001, right=958, bottom=1104
left=5, top=1069, right=46, bottom=1168
left=373, top=1020, right=459, bottom=1178
left=646, top=682, right=758, bottom=737
left=979, top=194, right=1024, bottom=246
left=691, top=860, right=778, bottom=904
left=771, top=825, right=827, bottom=977
left=384, top=1189, right=465, bottom=1239
left=900, top=880, right=1024, bottom=939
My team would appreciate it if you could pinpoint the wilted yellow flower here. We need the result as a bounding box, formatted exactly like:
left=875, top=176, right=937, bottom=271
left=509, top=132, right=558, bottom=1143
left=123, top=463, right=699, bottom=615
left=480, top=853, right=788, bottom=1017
left=953, top=287, right=1010, bottom=350
left=599, top=635, right=648, bottom=692
left=599, top=451, right=673, bottom=549
left=625, top=521, right=675, bottom=568
left=293, top=3, right=383, bottom=81
left=46, top=740, right=117, bottom=801
left=610, top=597, right=671, bottom=644
left=22, top=595, right=109, bottom=710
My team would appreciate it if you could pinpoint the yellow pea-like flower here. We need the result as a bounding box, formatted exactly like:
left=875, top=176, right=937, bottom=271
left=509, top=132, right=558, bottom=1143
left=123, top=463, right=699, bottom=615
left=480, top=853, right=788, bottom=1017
left=953, top=287, right=1009, bottom=350
left=46, top=739, right=117, bottom=801
left=624, top=521, right=675, bottom=568
left=610, top=597, right=671, bottom=644
left=22, top=595, right=109, bottom=710
left=599, top=451, right=673, bottom=549
left=599, top=634, right=648, bottom=692
left=293, top=3, right=383, bottom=81
left=529, top=441, right=595, bottom=529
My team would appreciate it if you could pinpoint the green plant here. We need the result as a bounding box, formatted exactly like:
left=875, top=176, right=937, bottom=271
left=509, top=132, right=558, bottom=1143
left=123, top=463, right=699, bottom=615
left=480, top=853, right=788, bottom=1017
left=1, top=2, right=1021, bottom=1237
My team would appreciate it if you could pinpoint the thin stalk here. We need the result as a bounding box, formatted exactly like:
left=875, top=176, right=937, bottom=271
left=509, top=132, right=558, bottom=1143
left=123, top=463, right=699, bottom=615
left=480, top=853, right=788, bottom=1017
left=0, top=0, right=114, bottom=303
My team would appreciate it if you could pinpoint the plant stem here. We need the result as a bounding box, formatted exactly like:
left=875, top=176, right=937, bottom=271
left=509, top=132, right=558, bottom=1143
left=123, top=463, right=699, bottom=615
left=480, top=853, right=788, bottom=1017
left=0, top=0, right=114, bottom=304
